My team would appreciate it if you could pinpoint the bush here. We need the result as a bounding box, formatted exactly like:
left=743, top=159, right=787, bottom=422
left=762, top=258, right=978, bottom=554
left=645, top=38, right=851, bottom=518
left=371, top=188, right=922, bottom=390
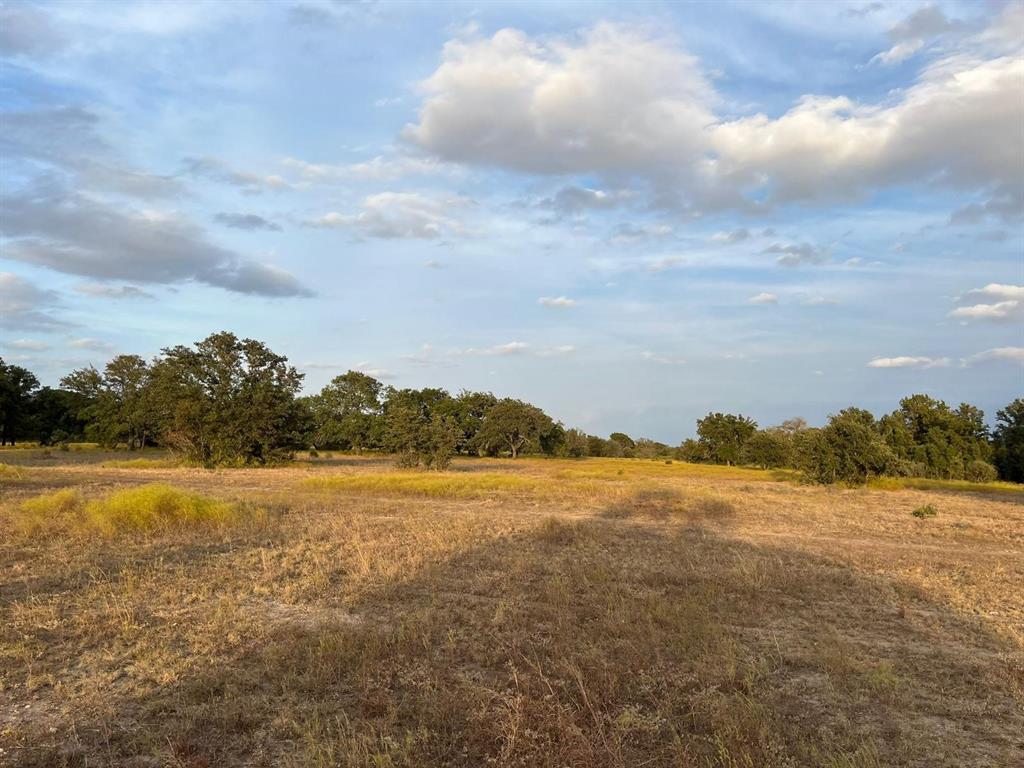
left=912, top=504, right=937, bottom=519
left=964, top=460, right=998, bottom=484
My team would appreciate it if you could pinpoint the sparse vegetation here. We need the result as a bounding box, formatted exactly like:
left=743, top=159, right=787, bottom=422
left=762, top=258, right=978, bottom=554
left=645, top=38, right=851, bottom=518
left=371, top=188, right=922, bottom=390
left=0, top=450, right=1021, bottom=767
left=912, top=503, right=938, bottom=519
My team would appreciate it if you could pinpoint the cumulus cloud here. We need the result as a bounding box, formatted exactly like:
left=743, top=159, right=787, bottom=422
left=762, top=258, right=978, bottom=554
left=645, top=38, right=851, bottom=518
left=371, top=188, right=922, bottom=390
left=0, top=272, right=70, bottom=331
left=748, top=292, right=778, bottom=305
left=309, top=192, right=470, bottom=239
left=405, top=14, right=1024, bottom=212
left=762, top=242, right=829, bottom=267
left=74, top=283, right=154, bottom=300
left=538, top=296, right=577, bottom=308
left=405, top=24, right=715, bottom=180
left=950, top=283, right=1024, bottom=322
left=214, top=212, right=282, bottom=231
left=0, top=184, right=312, bottom=297
left=867, top=356, right=950, bottom=369
left=962, top=347, right=1024, bottom=365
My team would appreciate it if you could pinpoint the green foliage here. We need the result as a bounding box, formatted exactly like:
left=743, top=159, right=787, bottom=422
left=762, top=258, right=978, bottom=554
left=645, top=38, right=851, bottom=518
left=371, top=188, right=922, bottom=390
left=0, top=358, right=39, bottom=445
left=878, top=395, right=991, bottom=480
left=696, top=412, right=757, bottom=465
left=382, top=388, right=460, bottom=469
left=559, top=428, right=589, bottom=457
left=964, top=459, right=998, bottom=483
left=148, top=332, right=306, bottom=465
left=797, top=409, right=894, bottom=485
left=63, top=355, right=158, bottom=450
left=742, top=430, right=793, bottom=469
left=307, top=370, right=384, bottom=451
left=475, top=398, right=554, bottom=458
left=992, top=398, right=1024, bottom=483
left=911, top=504, right=937, bottom=519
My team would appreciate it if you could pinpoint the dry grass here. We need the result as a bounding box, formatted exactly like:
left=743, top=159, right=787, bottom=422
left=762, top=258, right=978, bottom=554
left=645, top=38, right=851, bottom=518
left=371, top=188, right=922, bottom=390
left=0, top=452, right=1021, bottom=768
left=869, top=475, right=1024, bottom=497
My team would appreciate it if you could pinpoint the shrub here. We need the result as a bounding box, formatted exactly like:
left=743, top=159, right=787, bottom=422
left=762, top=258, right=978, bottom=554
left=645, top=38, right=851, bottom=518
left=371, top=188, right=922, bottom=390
left=964, top=460, right=998, bottom=484
left=911, top=504, right=937, bottom=519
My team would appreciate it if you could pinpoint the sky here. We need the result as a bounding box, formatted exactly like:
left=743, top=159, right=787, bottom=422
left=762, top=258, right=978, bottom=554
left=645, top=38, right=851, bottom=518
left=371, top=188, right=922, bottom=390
left=1, top=0, right=1022, bottom=442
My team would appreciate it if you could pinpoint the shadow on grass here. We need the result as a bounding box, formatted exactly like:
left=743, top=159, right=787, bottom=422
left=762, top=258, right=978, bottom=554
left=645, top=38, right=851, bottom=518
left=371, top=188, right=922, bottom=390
left=7, top=490, right=1023, bottom=768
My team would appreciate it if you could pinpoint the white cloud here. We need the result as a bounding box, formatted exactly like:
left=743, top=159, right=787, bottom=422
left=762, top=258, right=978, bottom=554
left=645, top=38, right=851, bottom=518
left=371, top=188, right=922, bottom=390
left=6, top=339, right=50, bottom=351
left=950, top=283, right=1024, bottom=322
left=710, top=228, right=750, bottom=244
left=75, top=283, right=154, bottom=300
left=405, top=24, right=715, bottom=180
left=182, top=156, right=290, bottom=194
left=70, top=338, right=114, bottom=352
left=803, top=295, right=839, bottom=306
left=867, top=356, right=951, bottom=369
left=463, top=341, right=529, bottom=356
left=962, top=347, right=1024, bottom=365
left=538, top=296, right=577, bottom=308
left=281, top=154, right=456, bottom=183
left=641, top=351, right=686, bottom=365
left=762, top=242, right=829, bottom=267
left=309, top=192, right=470, bottom=239
left=749, top=292, right=778, bottom=305
left=407, top=15, right=1024, bottom=211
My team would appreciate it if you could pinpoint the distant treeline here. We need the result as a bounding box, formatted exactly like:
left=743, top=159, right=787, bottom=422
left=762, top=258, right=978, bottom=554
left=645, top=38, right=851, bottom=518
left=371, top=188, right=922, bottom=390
left=2, top=331, right=1021, bottom=484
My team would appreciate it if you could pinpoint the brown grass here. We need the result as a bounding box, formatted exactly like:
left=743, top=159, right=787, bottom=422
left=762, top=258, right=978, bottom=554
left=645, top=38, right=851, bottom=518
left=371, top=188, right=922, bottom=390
left=0, top=452, right=1021, bottom=767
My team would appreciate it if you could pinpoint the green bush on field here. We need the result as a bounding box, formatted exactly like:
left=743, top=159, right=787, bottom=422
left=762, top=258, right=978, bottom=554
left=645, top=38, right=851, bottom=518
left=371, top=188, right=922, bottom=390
left=10, top=483, right=251, bottom=537
left=964, top=460, right=998, bottom=484
left=912, top=504, right=938, bottom=519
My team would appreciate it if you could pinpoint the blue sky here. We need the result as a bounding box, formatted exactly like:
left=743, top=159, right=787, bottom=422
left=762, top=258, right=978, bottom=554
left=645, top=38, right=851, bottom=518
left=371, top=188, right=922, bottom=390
left=1, top=0, right=1022, bottom=441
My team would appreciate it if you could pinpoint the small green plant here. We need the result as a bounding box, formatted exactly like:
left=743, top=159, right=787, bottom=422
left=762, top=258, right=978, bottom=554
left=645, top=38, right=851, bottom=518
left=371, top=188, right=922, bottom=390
left=911, top=504, right=937, bottom=519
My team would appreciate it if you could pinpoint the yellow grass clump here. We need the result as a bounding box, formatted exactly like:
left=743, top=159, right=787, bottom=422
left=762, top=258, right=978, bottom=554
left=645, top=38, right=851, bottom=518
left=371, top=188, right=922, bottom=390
left=10, top=483, right=249, bottom=537
left=302, top=471, right=541, bottom=498
left=100, top=458, right=179, bottom=469
left=869, top=476, right=1024, bottom=496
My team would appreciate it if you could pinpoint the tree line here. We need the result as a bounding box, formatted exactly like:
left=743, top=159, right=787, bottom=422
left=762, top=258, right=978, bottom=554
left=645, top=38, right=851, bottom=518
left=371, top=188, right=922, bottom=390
left=1, top=331, right=1021, bottom=483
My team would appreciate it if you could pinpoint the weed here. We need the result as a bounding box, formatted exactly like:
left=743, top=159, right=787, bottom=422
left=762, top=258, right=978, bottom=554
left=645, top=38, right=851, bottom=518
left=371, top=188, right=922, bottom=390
left=912, top=504, right=938, bottom=519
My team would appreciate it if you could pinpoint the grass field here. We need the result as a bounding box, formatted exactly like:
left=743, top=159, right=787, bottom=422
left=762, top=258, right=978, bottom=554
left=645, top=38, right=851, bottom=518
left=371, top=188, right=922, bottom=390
left=1, top=450, right=1021, bottom=767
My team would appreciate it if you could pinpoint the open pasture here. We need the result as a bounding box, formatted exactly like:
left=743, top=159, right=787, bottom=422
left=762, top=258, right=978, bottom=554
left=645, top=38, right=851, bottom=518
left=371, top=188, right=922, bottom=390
left=1, top=451, right=1022, bottom=767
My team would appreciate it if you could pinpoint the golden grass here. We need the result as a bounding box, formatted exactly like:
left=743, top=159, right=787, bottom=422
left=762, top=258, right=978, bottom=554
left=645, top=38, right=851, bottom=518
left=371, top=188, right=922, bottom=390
left=100, top=458, right=180, bottom=469
left=9, top=483, right=253, bottom=537
left=869, top=475, right=1024, bottom=496
left=1, top=454, right=1021, bottom=767
left=301, top=471, right=542, bottom=498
